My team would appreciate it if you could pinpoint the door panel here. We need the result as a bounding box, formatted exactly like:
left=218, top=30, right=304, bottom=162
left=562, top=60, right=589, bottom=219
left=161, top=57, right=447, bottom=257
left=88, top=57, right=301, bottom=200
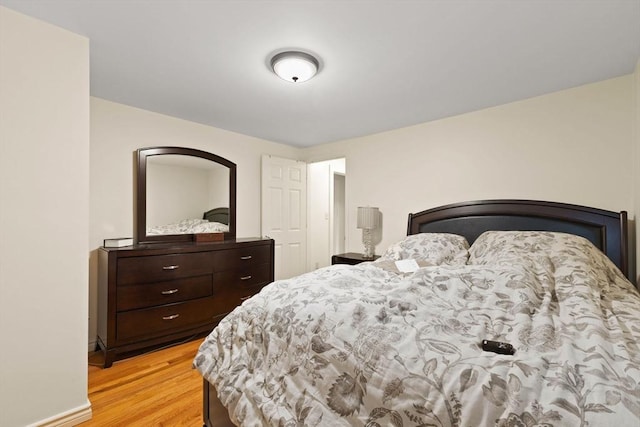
left=261, top=155, right=307, bottom=280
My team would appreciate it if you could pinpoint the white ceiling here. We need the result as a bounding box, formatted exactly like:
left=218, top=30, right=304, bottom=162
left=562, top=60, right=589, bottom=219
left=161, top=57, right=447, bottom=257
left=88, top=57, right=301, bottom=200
left=2, top=0, right=639, bottom=147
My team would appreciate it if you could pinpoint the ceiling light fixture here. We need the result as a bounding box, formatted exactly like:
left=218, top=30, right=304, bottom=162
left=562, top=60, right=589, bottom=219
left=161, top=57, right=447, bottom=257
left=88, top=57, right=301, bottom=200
left=270, top=51, right=319, bottom=83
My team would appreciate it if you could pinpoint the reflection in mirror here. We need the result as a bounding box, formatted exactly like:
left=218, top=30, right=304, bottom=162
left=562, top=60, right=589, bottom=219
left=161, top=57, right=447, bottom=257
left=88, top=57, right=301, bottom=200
left=135, top=147, right=236, bottom=244
left=146, top=155, right=230, bottom=235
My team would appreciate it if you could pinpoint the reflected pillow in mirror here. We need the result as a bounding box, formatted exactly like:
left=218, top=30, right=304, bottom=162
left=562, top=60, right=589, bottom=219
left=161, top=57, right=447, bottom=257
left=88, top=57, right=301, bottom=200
left=147, top=218, right=228, bottom=235
left=190, top=221, right=229, bottom=233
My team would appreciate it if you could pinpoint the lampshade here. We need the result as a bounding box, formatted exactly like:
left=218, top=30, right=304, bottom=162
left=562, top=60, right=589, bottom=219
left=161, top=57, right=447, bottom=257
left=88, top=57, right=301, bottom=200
left=357, top=207, right=379, bottom=230
left=271, top=51, right=319, bottom=83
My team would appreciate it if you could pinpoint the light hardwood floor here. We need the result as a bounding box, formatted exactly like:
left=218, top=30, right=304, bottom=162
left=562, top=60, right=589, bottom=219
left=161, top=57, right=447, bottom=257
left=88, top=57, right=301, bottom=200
left=84, top=338, right=206, bottom=426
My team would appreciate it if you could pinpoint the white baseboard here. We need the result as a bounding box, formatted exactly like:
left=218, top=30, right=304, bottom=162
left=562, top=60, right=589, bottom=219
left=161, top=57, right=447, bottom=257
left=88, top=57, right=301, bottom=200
left=29, top=400, right=92, bottom=427
left=88, top=339, right=97, bottom=352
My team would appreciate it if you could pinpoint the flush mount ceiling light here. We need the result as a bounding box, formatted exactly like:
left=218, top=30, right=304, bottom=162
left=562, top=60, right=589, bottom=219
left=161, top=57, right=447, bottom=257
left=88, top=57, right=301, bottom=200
left=270, top=51, right=319, bottom=83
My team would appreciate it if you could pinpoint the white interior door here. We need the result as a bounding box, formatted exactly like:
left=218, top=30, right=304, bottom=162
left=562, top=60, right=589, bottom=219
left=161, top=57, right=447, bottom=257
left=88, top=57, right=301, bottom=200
left=261, top=155, right=307, bottom=280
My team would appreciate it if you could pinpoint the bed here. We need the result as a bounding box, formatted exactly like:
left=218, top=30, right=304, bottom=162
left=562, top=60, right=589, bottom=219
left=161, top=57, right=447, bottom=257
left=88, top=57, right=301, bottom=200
left=193, top=199, right=639, bottom=427
left=146, top=208, right=230, bottom=236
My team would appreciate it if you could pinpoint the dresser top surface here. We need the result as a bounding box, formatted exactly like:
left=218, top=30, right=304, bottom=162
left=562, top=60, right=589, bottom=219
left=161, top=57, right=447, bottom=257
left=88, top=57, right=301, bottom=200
left=100, top=237, right=273, bottom=256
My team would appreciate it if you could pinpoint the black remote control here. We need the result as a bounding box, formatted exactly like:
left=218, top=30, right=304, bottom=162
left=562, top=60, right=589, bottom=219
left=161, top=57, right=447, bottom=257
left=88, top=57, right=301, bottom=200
left=482, top=340, right=515, bottom=355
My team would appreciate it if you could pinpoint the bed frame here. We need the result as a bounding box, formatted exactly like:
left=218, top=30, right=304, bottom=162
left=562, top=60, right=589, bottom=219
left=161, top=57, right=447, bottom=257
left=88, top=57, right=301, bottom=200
left=202, top=199, right=631, bottom=427
left=203, top=207, right=230, bottom=225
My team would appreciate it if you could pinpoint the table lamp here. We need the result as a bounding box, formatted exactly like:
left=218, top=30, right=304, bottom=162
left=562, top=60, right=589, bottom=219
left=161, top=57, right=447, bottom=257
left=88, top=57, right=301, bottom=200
left=357, top=206, right=379, bottom=259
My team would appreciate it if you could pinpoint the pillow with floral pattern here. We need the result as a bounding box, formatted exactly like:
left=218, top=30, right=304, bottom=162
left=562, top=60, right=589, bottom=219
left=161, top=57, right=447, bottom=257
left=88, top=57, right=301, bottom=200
left=468, top=231, right=627, bottom=284
left=376, top=233, right=469, bottom=267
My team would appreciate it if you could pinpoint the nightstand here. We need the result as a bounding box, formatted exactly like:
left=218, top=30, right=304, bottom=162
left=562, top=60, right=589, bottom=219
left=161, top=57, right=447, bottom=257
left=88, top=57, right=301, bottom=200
left=331, top=252, right=380, bottom=265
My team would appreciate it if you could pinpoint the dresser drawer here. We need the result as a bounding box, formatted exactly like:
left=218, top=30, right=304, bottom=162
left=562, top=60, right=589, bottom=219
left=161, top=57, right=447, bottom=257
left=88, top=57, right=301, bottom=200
left=116, top=297, right=219, bottom=342
left=213, top=263, right=271, bottom=307
left=117, top=252, right=213, bottom=285
left=117, top=275, right=213, bottom=311
left=230, top=284, right=265, bottom=307
left=214, top=263, right=271, bottom=288
left=213, top=246, right=270, bottom=271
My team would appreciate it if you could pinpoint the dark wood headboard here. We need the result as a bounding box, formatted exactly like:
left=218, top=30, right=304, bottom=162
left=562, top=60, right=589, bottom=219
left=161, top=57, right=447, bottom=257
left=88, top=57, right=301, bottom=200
left=203, top=207, right=229, bottom=225
left=407, top=199, right=630, bottom=281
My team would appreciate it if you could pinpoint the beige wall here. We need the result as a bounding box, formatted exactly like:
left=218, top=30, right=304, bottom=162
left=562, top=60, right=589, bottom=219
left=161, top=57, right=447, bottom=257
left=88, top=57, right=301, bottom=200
left=307, top=158, right=346, bottom=270
left=0, top=7, right=91, bottom=426
left=302, top=76, right=636, bottom=275
left=89, top=98, right=300, bottom=349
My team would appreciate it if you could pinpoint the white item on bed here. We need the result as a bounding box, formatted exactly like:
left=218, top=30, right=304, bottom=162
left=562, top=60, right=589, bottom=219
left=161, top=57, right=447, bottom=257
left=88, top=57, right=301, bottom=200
left=394, top=258, right=419, bottom=273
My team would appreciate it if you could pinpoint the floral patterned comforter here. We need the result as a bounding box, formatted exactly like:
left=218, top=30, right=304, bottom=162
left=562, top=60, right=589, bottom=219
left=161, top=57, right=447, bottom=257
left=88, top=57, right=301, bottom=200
left=146, top=218, right=228, bottom=235
left=194, top=232, right=640, bottom=426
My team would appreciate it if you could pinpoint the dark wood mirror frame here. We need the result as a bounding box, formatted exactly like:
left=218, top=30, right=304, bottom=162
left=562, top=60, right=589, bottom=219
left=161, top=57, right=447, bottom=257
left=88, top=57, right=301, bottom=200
left=134, top=146, right=237, bottom=244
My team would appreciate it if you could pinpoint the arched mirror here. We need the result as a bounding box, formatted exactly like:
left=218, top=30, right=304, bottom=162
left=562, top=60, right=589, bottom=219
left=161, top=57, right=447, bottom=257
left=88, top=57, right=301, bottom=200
left=134, top=146, right=236, bottom=244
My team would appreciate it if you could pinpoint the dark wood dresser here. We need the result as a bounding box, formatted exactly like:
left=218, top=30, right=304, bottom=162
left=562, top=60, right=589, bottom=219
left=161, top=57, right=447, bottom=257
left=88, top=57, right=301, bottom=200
left=97, top=238, right=274, bottom=367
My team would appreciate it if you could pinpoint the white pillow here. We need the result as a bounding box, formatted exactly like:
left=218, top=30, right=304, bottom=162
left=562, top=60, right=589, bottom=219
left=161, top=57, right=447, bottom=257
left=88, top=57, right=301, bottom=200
left=467, top=230, right=632, bottom=289
left=377, top=233, right=469, bottom=266
left=468, top=230, right=574, bottom=265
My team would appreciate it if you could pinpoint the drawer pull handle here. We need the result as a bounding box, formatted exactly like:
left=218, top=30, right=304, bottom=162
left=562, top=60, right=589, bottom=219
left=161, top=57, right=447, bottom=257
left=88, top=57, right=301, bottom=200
left=240, top=255, right=252, bottom=260
left=240, top=295, right=252, bottom=301
left=162, top=265, right=180, bottom=271
left=240, top=275, right=252, bottom=281
left=162, top=314, right=180, bottom=321
left=161, top=289, right=179, bottom=295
